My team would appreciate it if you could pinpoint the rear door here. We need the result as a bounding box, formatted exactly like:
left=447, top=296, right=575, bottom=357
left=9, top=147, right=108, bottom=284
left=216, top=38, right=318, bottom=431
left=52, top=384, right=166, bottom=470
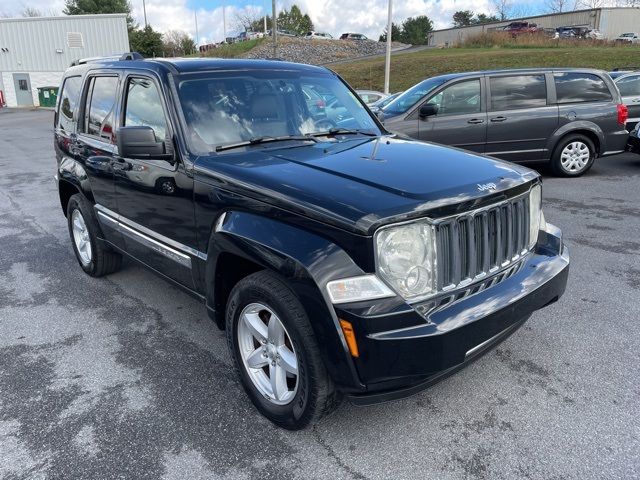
left=415, top=77, right=487, bottom=153
left=485, top=73, right=558, bottom=162
left=615, top=73, right=640, bottom=130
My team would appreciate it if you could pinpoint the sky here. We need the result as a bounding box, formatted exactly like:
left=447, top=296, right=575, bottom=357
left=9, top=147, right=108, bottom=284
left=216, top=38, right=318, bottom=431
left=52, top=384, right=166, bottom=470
left=0, top=0, right=548, bottom=45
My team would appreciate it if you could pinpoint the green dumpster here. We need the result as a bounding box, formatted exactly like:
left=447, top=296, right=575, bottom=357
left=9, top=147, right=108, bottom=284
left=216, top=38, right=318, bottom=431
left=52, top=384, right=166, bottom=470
left=37, top=86, right=58, bottom=108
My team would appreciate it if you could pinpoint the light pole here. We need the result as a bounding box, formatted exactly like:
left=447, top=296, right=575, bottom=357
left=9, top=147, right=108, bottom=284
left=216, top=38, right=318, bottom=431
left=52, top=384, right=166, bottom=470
left=272, top=0, right=277, bottom=57
left=383, top=0, right=392, bottom=94
left=142, top=0, right=148, bottom=28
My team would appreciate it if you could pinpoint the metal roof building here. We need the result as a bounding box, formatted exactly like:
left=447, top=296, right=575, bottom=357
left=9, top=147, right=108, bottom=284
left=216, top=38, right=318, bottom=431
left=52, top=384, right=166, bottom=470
left=428, top=7, right=640, bottom=46
left=0, top=14, right=129, bottom=108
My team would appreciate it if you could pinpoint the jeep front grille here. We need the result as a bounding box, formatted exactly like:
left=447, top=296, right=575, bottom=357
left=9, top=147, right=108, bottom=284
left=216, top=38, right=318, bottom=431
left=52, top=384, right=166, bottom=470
left=435, top=193, right=530, bottom=291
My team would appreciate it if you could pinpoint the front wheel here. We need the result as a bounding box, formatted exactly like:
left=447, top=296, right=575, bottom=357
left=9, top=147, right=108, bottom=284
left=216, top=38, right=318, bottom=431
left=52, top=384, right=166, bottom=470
left=226, top=271, right=341, bottom=430
left=550, top=134, right=596, bottom=177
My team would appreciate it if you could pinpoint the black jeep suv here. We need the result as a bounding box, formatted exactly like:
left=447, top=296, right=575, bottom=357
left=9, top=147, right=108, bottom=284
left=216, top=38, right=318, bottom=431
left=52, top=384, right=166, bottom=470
left=54, top=55, right=569, bottom=429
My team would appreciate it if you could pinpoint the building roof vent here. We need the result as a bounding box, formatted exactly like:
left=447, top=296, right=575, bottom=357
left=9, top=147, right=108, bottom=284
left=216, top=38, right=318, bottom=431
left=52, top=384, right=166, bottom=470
left=67, top=32, right=84, bottom=48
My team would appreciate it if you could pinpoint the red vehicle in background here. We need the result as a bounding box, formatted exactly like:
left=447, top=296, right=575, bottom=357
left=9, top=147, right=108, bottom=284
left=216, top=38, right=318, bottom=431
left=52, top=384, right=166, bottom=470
left=502, top=21, right=544, bottom=36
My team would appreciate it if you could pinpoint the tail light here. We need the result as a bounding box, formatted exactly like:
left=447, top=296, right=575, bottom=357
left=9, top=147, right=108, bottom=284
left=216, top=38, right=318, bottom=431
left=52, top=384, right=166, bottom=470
left=617, top=103, right=628, bottom=126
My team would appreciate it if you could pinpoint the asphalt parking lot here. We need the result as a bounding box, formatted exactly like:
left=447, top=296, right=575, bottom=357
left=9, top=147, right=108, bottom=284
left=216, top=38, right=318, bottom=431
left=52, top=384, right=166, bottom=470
left=1, top=108, right=638, bottom=480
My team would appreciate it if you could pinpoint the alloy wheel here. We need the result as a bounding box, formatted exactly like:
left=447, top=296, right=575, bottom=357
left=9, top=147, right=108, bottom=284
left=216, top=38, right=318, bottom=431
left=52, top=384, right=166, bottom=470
left=71, top=209, right=92, bottom=266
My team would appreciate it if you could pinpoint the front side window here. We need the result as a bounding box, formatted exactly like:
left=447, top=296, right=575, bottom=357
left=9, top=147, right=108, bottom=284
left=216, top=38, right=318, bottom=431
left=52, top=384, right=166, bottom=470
left=616, top=75, right=640, bottom=97
left=554, top=73, right=612, bottom=103
left=382, top=77, right=447, bottom=116
left=85, top=76, right=118, bottom=141
left=427, top=79, right=481, bottom=116
left=490, top=75, right=547, bottom=111
left=57, top=76, right=82, bottom=133
left=124, top=77, right=167, bottom=141
left=177, top=70, right=380, bottom=153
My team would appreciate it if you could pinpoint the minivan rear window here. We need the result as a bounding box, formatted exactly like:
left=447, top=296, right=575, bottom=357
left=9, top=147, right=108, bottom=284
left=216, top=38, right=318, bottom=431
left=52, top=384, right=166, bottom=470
left=554, top=73, right=612, bottom=103
left=56, top=76, right=82, bottom=133
left=490, top=75, right=547, bottom=110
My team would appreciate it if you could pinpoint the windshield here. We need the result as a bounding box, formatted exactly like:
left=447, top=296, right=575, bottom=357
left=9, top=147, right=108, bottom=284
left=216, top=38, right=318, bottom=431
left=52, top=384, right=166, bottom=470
left=177, top=70, right=380, bottom=153
left=381, top=77, right=447, bottom=116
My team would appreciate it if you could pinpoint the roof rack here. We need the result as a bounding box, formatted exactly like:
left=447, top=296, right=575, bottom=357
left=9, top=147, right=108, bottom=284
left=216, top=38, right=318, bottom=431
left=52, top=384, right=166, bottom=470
left=69, top=52, right=144, bottom=67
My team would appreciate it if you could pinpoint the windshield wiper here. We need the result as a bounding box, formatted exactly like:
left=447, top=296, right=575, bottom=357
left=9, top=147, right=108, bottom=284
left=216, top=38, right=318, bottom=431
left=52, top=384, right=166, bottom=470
left=215, top=135, right=318, bottom=152
left=307, top=128, right=378, bottom=138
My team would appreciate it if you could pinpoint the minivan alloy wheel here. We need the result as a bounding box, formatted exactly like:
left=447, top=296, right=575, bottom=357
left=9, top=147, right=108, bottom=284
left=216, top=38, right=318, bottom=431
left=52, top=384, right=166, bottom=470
left=560, top=141, right=590, bottom=173
left=71, top=209, right=92, bottom=265
left=237, top=302, right=299, bottom=405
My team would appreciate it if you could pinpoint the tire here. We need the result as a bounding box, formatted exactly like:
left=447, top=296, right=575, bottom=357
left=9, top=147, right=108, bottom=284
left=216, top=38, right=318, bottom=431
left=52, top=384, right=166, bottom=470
left=226, top=271, right=341, bottom=430
left=550, top=134, right=596, bottom=177
left=66, top=194, right=122, bottom=277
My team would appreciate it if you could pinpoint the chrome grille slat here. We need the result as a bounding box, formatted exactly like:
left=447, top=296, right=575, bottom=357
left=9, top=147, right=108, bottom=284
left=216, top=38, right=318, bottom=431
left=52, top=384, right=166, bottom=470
left=435, top=193, right=531, bottom=294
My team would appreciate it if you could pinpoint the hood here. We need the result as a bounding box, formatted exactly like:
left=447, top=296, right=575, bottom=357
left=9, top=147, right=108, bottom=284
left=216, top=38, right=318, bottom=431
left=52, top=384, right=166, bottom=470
left=195, top=136, right=537, bottom=235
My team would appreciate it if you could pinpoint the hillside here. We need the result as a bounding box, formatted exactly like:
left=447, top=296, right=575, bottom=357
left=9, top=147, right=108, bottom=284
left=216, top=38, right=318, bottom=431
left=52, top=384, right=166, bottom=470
left=330, top=46, right=640, bottom=92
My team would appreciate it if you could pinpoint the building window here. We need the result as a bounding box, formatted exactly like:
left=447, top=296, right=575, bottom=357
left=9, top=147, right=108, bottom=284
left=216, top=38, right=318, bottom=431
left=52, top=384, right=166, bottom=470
left=67, top=32, right=84, bottom=48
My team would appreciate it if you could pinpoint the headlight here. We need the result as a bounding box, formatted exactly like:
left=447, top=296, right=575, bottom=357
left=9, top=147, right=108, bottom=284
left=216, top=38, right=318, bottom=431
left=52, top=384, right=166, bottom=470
left=529, top=184, right=542, bottom=249
left=375, top=220, right=436, bottom=301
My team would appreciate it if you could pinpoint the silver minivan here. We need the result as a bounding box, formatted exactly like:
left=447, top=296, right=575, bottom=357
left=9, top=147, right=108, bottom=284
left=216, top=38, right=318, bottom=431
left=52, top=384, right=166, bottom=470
left=381, top=68, right=629, bottom=177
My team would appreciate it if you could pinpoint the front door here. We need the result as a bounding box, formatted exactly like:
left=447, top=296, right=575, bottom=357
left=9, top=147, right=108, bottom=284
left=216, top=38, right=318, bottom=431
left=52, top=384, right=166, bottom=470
left=416, top=78, right=487, bottom=153
left=485, top=74, right=558, bottom=162
left=114, top=74, right=197, bottom=289
left=616, top=74, right=640, bottom=130
left=13, top=73, right=33, bottom=107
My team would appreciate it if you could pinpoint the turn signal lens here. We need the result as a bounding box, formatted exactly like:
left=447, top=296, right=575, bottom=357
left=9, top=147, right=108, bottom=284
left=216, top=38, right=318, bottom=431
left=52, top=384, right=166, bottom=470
left=326, top=275, right=395, bottom=304
left=339, top=319, right=359, bottom=357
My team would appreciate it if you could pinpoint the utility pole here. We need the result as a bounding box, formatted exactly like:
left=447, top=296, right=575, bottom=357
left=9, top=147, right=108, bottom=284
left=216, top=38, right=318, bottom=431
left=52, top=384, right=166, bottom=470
left=194, top=10, right=199, bottom=50
left=264, top=14, right=267, bottom=34
left=272, top=0, right=277, bottom=57
left=383, top=0, right=392, bottom=94
left=142, top=0, right=148, bottom=27
left=223, top=5, right=227, bottom=43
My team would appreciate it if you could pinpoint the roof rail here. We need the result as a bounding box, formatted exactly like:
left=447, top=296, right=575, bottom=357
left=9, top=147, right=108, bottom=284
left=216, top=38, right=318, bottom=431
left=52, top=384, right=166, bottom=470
left=120, top=52, right=144, bottom=61
left=70, top=52, right=144, bottom=67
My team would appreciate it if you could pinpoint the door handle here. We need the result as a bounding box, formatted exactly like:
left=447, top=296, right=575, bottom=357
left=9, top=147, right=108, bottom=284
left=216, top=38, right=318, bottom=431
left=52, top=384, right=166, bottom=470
left=490, top=116, right=507, bottom=122
left=467, top=118, right=485, bottom=124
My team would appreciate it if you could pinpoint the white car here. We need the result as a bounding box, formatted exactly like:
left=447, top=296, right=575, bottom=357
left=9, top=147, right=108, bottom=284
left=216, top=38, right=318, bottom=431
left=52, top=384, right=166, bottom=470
left=355, top=90, right=388, bottom=106
left=586, top=29, right=603, bottom=40
left=304, top=31, right=333, bottom=40
left=616, top=32, right=640, bottom=44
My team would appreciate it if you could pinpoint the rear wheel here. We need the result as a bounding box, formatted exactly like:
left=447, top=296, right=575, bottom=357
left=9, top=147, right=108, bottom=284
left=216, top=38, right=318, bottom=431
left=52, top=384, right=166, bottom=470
left=226, top=271, right=340, bottom=429
left=67, top=194, right=122, bottom=277
left=550, top=134, right=596, bottom=177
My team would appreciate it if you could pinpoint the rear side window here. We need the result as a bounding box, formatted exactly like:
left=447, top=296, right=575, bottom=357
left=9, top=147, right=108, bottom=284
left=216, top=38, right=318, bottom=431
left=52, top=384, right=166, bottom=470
left=490, top=75, right=547, bottom=110
left=57, top=76, right=82, bottom=133
left=554, top=73, right=612, bottom=103
left=84, top=76, right=118, bottom=142
left=123, top=77, right=167, bottom=141
left=616, top=75, right=640, bottom=97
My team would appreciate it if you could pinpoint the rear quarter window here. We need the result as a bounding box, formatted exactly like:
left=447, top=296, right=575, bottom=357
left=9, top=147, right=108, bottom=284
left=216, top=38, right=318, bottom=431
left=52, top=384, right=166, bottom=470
left=56, top=76, right=82, bottom=133
left=554, top=73, right=612, bottom=103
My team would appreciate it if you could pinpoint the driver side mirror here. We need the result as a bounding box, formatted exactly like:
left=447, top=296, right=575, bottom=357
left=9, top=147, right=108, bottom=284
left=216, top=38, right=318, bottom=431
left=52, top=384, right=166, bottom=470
left=419, top=103, right=439, bottom=118
left=117, top=126, right=173, bottom=161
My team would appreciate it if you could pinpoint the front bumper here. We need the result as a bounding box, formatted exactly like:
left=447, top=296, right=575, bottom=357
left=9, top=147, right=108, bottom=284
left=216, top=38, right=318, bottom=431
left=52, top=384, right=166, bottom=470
left=335, top=222, right=569, bottom=405
left=626, top=130, right=640, bottom=155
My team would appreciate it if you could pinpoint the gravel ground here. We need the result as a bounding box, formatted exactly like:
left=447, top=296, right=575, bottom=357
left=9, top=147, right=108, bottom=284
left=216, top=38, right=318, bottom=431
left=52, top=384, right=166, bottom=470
left=0, top=108, right=638, bottom=480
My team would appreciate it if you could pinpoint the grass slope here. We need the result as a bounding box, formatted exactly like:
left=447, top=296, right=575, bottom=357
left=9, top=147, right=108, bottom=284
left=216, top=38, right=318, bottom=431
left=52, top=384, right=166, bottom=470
left=202, top=38, right=266, bottom=58
left=331, top=46, right=640, bottom=92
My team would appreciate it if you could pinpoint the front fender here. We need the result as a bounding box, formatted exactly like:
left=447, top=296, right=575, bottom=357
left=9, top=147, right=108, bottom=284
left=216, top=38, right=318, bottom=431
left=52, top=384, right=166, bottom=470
left=547, top=121, right=604, bottom=155
left=206, top=211, right=366, bottom=392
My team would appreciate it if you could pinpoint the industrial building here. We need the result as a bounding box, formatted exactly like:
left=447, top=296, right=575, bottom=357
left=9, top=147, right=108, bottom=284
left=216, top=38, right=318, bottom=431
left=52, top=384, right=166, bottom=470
left=428, top=7, right=640, bottom=46
left=0, top=14, right=129, bottom=108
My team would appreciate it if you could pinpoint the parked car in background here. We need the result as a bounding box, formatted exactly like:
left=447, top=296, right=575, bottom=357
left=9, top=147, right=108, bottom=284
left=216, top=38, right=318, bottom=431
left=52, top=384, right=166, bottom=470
left=586, top=29, right=604, bottom=40
left=614, top=72, right=640, bottom=130
left=305, top=31, right=333, bottom=40
left=615, top=32, right=640, bottom=44
left=381, top=68, right=629, bottom=177
left=356, top=90, right=387, bottom=105
left=626, top=121, right=640, bottom=154
left=369, top=91, right=403, bottom=114
left=55, top=55, right=569, bottom=430
left=340, top=33, right=368, bottom=40
left=502, top=22, right=543, bottom=36
left=236, top=31, right=261, bottom=42
left=554, top=26, right=603, bottom=40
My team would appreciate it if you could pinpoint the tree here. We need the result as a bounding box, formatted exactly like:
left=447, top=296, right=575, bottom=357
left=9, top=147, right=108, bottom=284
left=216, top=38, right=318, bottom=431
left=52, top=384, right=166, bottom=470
left=277, top=5, right=313, bottom=35
left=491, top=0, right=512, bottom=21
left=399, top=16, right=433, bottom=45
left=22, top=7, right=42, bottom=16
left=235, top=8, right=262, bottom=32
left=162, top=30, right=196, bottom=56
left=250, top=15, right=272, bottom=33
left=453, top=10, right=475, bottom=28
left=378, top=23, right=401, bottom=42
left=64, top=0, right=135, bottom=29
left=129, top=25, right=163, bottom=57
left=475, top=13, right=500, bottom=24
